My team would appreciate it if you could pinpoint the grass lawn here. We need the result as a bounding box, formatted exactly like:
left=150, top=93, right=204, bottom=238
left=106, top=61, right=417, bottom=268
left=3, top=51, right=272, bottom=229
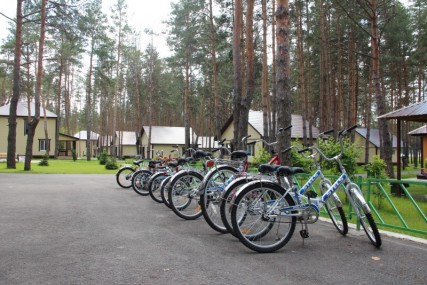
left=0, top=159, right=124, bottom=174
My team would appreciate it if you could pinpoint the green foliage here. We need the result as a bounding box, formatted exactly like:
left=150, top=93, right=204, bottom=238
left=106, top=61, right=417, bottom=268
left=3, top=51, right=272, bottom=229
left=318, top=137, right=361, bottom=176
left=38, top=153, right=49, bottom=166
left=105, top=157, right=118, bottom=170
left=251, top=145, right=272, bottom=167
left=365, top=155, right=387, bottom=178
left=99, top=150, right=108, bottom=165
left=290, top=140, right=314, bottom=171
left=71, top=149, right=77, bottom=161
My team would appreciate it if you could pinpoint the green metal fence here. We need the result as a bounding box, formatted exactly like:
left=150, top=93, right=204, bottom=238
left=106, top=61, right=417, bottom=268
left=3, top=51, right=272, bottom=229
left=293, top=174, right=427, bottom=238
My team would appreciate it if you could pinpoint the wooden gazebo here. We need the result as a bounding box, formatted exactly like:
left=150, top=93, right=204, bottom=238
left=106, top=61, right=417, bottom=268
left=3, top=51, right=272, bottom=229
left=378, top=100, right=427, bottom=180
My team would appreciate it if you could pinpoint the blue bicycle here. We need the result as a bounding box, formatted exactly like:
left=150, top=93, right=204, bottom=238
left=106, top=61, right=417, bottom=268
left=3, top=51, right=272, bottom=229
left=230, top=125, right=381, bottom=253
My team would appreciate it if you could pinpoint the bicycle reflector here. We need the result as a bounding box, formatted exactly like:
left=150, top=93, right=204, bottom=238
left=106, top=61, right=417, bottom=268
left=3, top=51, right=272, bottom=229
left=206, top=160, right=215, bottom=167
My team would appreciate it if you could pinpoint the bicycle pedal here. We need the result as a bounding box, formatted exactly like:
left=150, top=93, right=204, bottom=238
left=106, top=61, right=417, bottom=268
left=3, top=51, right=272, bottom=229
left=306, top=191, right=317, bottom=198
left=300, top=230, right=309, bottom=239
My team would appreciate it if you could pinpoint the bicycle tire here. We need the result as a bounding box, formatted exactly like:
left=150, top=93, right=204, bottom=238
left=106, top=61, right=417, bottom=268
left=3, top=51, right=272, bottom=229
left=320, top=181, right=348, bottom=235
left=168, top=170, right=204, bottom=220
left=350, top=186, right=382, bottom=248
left=160, top=176, right=172, bottom=208
left=231, top=181, right=296, bottom=253
left=220, top=176, right=256, bottom=236
left=200, top=165, right=239, bottom=233
left=116, top=167, right=135, bottom=188
left=131, top=169, right=152, bottom=196
left=148, top=172, right=169, bottom=203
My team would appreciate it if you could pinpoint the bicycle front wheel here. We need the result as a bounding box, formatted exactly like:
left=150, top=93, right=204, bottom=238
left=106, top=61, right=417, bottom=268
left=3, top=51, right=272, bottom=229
left=116, top=167, right=135, bottom=188
left=349, top=186, right=382, bottom=248
left=231, top=181, right=296, bottom=253
left=320, top=182, right=348, bottom=235
left=168, top=171, right=204, bottom=220
left=131, top=170, right=152, bottom=196
left=220, top=177, right=256, bottom=237
left=148, top=172, right=169, bottom=203
left=160, top=176, right=172, bottom=208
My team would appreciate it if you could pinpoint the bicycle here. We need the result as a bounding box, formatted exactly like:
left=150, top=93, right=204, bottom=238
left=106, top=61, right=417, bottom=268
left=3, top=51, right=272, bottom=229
left=131, top=151, right=167, bottom=196
left=219, top=137, right=283, bottom=236
left=165, top=149, right=211, bottom=220
left=230, top=125, right=380, bottom=253
left=197, top=135, right=252, bottom=233
left=115, top=159, right=146, bottom=188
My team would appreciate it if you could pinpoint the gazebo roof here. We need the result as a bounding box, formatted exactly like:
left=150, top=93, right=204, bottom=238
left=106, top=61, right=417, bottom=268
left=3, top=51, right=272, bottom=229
left=377, top=100, right=427, bottom=122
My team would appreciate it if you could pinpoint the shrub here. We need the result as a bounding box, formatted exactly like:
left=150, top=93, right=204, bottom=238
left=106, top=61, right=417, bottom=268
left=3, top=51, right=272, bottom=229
left=318, top=137, right=361, bottom=176
left=251, top=145, right=272, bottom=167
left=38, top=153, right=49, bottom=166
left=105, top=157, right=118, bottom=170
left=365, top=155, right=387, bottom=178
left=99, top=150, right=108, bottom=165
left=290, top=140, right=314, bottom=171
left=71, top=149, right=77, bottom=161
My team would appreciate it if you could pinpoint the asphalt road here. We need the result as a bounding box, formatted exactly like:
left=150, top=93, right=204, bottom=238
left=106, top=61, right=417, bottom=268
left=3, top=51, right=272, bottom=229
left=0, top=174, right=426, bottom=285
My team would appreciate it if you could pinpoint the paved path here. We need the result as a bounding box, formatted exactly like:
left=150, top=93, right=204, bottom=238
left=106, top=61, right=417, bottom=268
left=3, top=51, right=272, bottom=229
left=0, top=174, right=426, bottom=285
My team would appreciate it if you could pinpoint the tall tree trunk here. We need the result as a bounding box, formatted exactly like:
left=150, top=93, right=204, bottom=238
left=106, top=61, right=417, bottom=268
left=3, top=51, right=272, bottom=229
left=7, top=0, right=23, bottom=169
left=270, top=0, right=277, bottom=140
left=369, top=0, right=394, bottom=178
left=232, top=0, right=243, bottom=150
left=276, top=0, right=292, bottom=165
left=209, top=0, right=221, bottom=143
left=261, top=0, right=270, bottom=144
left=296, top=0, right=307, bottom=146
left=24, top=0, right=47, bottom=170
left=236, top=0, right=255, bottom=150
left=86, top=38, right=95, bottom=160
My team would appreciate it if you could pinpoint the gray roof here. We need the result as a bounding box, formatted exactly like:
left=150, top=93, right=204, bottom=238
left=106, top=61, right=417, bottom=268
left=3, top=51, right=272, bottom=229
left=141, top=126, right=194, bottom=145
left=116, top=131, right=138, bottom=145
left=248, top=110, right=320, bottom=139
left=0, top=101, right=57, bottom=118
left=356, top=127, right=399, bottom=148
left=74, top=131, right=99, bottom=140
left=408, top=125, right=427, bottom=136
left=377, top=100, right=427, bottom=122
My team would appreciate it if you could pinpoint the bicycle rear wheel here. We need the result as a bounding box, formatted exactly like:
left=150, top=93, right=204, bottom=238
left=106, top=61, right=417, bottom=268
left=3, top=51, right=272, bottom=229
left=200, top=166, right=239, bottom=233
left=131, top=170, right=152, bottom=196
left=116, top=167, right=134, bottom=188
left=231, top=181, right=296, bottom=253
left=349, top=186, right=382, bottom=248
left=320, top=182, right=348, bottom=235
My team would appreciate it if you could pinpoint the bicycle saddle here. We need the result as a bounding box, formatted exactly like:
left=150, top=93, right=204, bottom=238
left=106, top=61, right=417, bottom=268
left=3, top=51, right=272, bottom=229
left=277, top=166, right=305, bottom=176
left=258, top=164, right=280, bottom=174
left=231, top=150, right=248, bottom=161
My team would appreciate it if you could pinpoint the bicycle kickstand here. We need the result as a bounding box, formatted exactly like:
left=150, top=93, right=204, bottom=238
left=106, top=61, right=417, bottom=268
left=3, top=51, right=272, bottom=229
left=299, top=217, right=310, bottom=245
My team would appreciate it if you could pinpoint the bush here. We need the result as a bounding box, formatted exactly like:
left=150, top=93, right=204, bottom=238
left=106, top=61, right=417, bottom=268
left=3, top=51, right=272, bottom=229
left=71, top=149, right=77, bottom=161
left=290, top=140, right=314, bottom=171
left=318, top=137, right=361, bottom=176
left=38, top=153, right=49, bottom=166
left=99, top=150, right=108, bottom=165
left=365, top=155, right=387, bottom=178
left=251, top=145, right=272, bottom=167
left=105, top=157, right=118, bottom=170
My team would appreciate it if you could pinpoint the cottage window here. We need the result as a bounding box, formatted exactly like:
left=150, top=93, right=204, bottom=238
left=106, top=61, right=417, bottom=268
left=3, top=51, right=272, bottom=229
left=39, top=139, right=50, bottom=152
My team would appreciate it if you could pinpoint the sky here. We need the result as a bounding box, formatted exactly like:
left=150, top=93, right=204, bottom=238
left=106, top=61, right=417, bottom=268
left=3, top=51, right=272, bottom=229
left=0, top=0, right=174, bottom=57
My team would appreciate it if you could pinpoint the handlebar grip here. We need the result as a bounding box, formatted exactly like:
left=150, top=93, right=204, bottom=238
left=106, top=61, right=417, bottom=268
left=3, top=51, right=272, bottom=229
left=278, top=125, right=292, bottom=133
left=347, top=125, right=358, bottom=132
left=281, top=147, right=292, bottom=154
left=339, top=125, right=358, bottom=136
left=323, top=129, right=334, bottom=135
left=219, top=138, right=226, bottom=144
left=298, top=148, right=310, bottom=154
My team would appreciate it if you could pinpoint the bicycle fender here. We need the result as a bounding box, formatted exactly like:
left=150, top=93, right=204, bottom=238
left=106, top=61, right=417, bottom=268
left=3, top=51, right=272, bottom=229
left=349, top=184, right=371, bottom=214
